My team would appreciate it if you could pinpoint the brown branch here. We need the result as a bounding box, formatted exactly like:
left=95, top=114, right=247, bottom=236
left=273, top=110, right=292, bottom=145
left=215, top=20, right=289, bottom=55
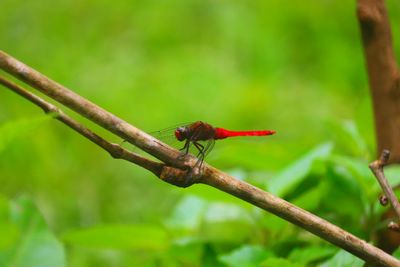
left=1, top=51, right=400, bottom=266
left=357, top=0, right=400, bottom=164
left=0, top=75, right=164, bottom=177
left=369, top=150, right=400, bottom=227
left=0, top=51, right=191, bottom=169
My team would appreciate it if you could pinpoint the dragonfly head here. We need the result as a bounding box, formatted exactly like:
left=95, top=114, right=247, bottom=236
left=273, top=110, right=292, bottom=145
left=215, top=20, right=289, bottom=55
left=174, top=126, right=187, bottom=141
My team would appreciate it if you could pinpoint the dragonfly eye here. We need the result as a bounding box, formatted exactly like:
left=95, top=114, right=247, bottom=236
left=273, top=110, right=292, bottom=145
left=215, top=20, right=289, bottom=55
left=174, top=127, right=186, bottom=141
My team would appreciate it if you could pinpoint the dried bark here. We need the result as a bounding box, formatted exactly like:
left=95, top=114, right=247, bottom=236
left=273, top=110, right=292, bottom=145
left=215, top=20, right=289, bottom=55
left=357, top=0, right=400, bottom=164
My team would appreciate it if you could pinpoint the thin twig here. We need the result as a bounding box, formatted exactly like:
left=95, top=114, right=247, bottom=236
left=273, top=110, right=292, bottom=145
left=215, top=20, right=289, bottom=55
left=1, top=51, right=399, bottom=266
left=0, top=51, right=190, bottom=169
left=0, top=76, right=164, bottom=177
left=369, top=150, right=400, bottom=221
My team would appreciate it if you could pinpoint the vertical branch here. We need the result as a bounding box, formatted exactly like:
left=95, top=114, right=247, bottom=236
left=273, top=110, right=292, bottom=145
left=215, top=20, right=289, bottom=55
left=357, top=0, right=400, bottom=164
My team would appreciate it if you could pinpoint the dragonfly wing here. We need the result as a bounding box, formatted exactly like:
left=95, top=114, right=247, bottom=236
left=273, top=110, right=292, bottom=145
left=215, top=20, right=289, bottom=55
left=203, top=139, right=215, bottom=158
left=148, top=122, right=193, bottom=137
left=148, top=122, right=194, bottom=148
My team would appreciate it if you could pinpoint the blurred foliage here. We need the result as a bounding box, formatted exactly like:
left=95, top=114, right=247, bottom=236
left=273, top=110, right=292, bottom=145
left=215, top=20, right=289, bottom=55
left=0, top=195, right=65, bottom=267
left=1, top=0, right=400, bottom=266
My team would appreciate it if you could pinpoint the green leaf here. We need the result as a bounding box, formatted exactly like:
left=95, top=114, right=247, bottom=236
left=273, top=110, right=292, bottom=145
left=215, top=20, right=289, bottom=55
left=268, top=143, right=333, bottom=196
left=167, top=238, right=203, bottom=266
left=355, top=97, right=375, bottom=156
left=288, top=245, right=336, bottom=264
left=62, top=224, right=169, bottom=250
left=258, top=213, right=288, bottom=233
left=0, top=116, right=51, bottom=153
left=219, top=245, right=273, bottom=267
left=383, top=165, right=400, bottom=187
left=328, top=155, right=376, bottom=202
left=0, top=223, right=20, bottom=250
left=260, top=257, right=304, bottom=267
left=320, top=250, right=364, bottom=267
left=292, top=184, right=324, bottom=211
left=200, top=203, right=254, bottom=243
left=393, top=247, right=400, bottom=259
left=0, top=195, right=9, bottom=222
left=327, top=120, right=369, bottom=158
left=165, top=195, right=208, bottom=232
left=0, top=195, right=66, bottom=267
left=202, top=244, right=225, bottom=267
left=187, top=182, right=253, bottom=208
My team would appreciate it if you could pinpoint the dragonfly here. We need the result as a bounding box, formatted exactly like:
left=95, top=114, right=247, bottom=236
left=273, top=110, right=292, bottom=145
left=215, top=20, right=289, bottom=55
left=153, top=121, right=276, bottom=165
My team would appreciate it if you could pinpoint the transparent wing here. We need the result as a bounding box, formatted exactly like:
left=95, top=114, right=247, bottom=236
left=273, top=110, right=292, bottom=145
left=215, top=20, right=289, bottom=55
left=148, top=122, right=193, bottom=138
left=148, top=122, right=193, bottom=149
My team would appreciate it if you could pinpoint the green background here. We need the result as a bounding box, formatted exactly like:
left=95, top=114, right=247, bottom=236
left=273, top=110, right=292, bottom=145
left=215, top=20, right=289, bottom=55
left=1, top=1, right=400, bottom=266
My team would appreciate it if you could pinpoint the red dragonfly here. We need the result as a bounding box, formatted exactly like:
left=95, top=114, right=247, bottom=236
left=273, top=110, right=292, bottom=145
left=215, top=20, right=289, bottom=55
left=155, top=121, right=276, bottom=164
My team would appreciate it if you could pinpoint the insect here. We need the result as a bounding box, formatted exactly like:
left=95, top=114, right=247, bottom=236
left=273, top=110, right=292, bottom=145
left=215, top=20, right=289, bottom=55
left=171, top=121, right=276, bottom=163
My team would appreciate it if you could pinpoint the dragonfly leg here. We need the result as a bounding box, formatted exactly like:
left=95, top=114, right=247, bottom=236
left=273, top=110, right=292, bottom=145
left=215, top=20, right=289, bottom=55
left=193, top=142, right=205, bottom=159
left=177, top=140, right=191, bottom=161
left=192, top=141, right=206, bottom=170
left=179, top=140, right=191, bottom=155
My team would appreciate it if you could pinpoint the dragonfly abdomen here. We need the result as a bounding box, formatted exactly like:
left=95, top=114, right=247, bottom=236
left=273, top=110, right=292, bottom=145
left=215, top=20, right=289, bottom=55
left=214, top=128, right=275, bottom=140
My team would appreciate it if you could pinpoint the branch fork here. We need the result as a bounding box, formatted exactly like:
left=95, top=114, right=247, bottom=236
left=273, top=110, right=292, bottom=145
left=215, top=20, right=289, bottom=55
left=369, top=150, right=400, bottom=232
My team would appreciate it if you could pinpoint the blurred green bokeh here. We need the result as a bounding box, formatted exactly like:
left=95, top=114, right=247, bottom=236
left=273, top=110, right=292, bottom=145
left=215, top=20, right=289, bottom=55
left=1, top=1, right=400, bottom=266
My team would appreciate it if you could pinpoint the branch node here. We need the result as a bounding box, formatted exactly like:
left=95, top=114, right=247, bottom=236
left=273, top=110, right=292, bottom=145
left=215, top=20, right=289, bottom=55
left=108, top=143, right=124, bottom=159
left=357, top=4, right=381, bottom=24
left=379, top=195, right=389, bottom=206
left=159, top=166, right=199, bottom=188
left=380, top=149, right=390, bottom=165
left=369, top=149, right=400, bottom=221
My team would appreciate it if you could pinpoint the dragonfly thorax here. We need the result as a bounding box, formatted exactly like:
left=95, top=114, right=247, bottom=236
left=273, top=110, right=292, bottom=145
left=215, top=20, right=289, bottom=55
left=174, top=121, right=218, bottom=142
